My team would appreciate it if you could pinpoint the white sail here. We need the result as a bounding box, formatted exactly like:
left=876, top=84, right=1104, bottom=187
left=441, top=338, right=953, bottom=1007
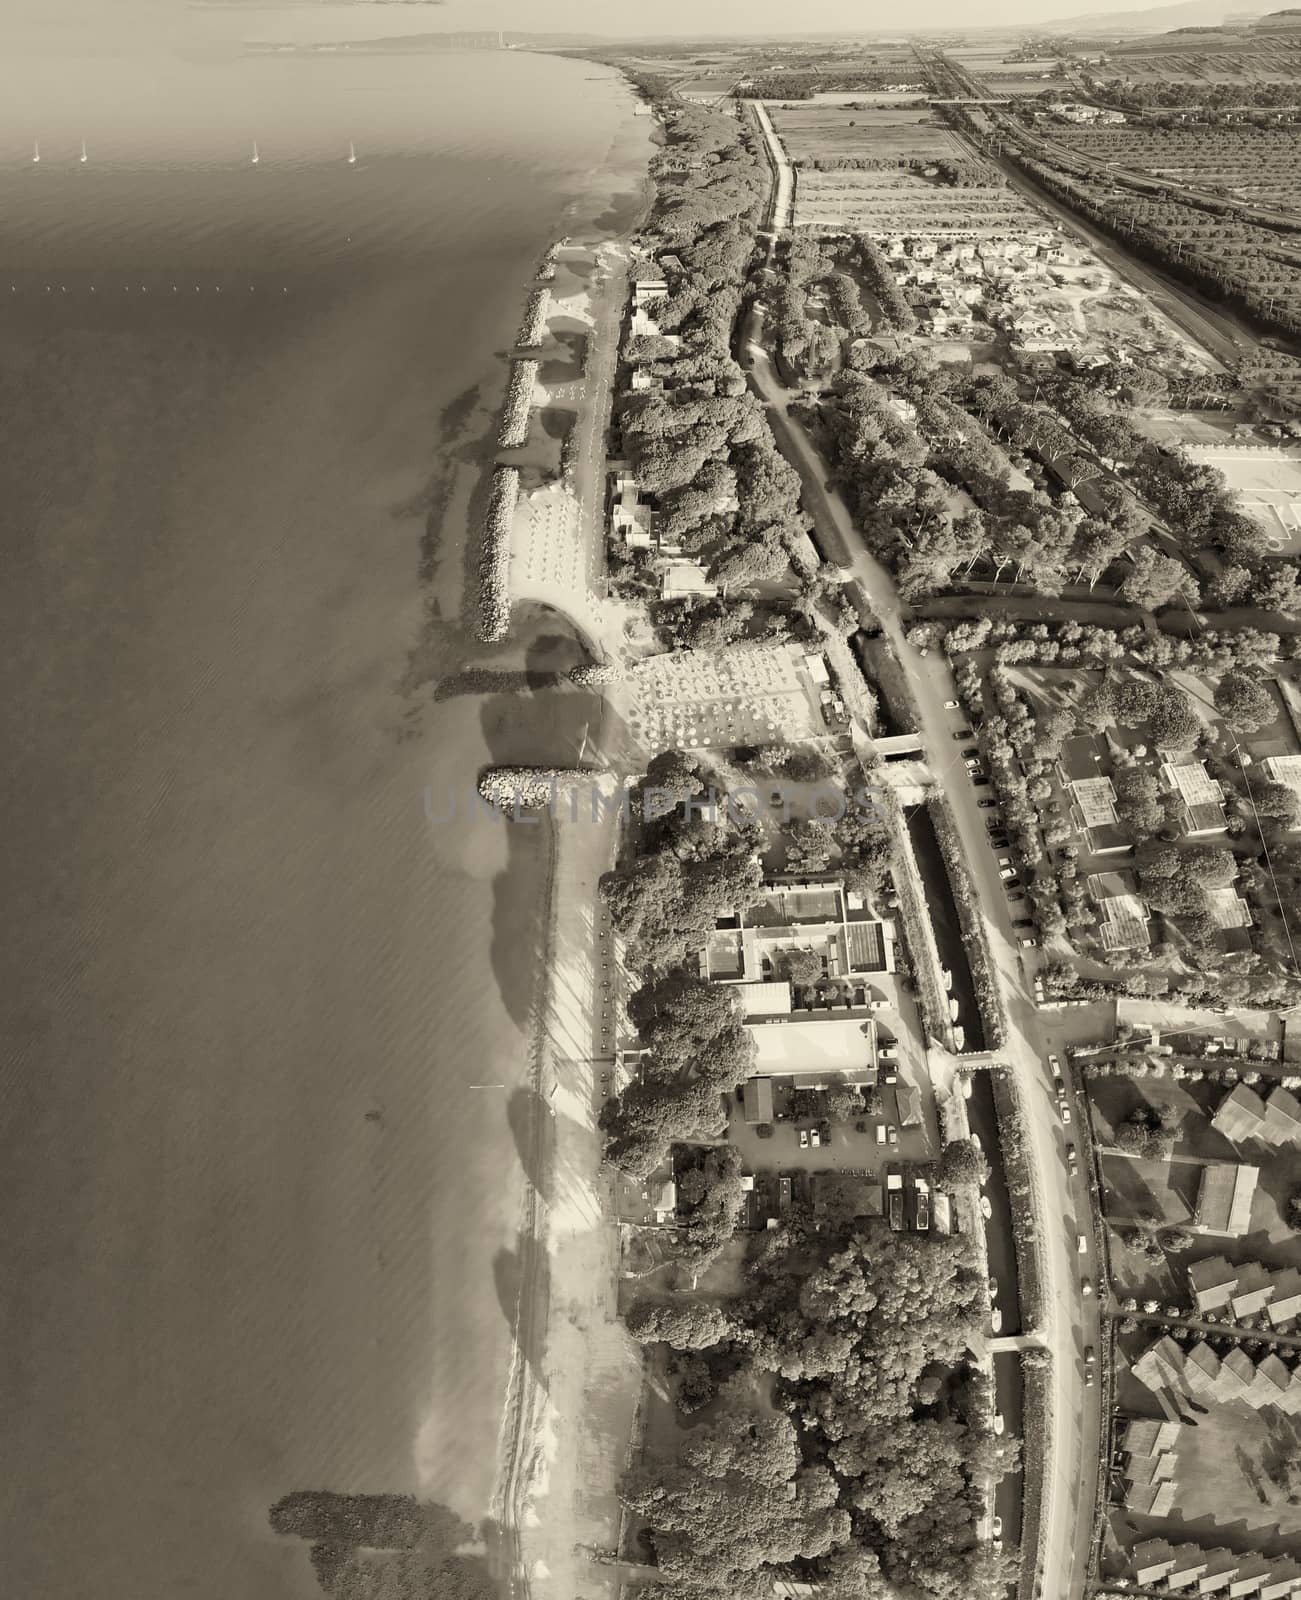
left=32, top=139, right=39, bottom=163
left=80, top=140, right=87, bottom=163
left=348, top=140, right=356, bottom=164
left=251, top=140, right=259, bottom=165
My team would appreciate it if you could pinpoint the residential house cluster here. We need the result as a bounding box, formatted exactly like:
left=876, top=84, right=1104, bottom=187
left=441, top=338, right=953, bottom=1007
left=1046, top=99, right=1126, bottom=125
left=701, top=876, right=896, bottom=1024
left=882, top=232, right=1074, bottom=342
left=610, top=265, right=729, bottom=600
left=1133, top=1332, right=1301, bottom=1414
left=1187, top=1254, right=1301, bottom=1327
left=1129, top=1538, right=1301, bottom=1598
left=1117, top=1416, right=1182, bottom=1517
left=1212, top=1081, right=1301, bottom=1146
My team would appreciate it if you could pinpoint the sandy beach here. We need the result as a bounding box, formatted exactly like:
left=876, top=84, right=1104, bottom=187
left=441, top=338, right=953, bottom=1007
left=492, top=781, right=643, bottom=1600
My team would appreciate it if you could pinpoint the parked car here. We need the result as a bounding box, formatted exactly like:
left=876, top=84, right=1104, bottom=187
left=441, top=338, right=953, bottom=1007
left=887, top=1126, right=899, bottom=1146
left=878, top=1044, right=898, bottom=1061
left=943, top=699, right=959, bottom=709
left=810, top=1129, right=822, bottom=1148
left=990, top=1307, right=1002, bottom=1333
left=999, top=866, right=1016, bottom=881
left=993, top=1413, right=1005, bottom=1437
left=799, top=1129, right=810, bottom=1149
left=1077, top=1233, right=1088, bottom=1254
left=1048, top=1053, right=1062, bottom=1079
left=1061, top=1105, right=1072, bottom=1124
left=1020, top=935, right=1035, bottom=948
left=953, top=728, right=972, bottom=740
left=1067, top=1146, right=1078, bottom=1168
left=980, top=1196, right=992, bottom=1220
left=1005, top=876, right=1020, bottom=888
left=961, top=746, right=978, bottom=759
left=1008, top=890, right=1026, bottom=902
left=991, top=1516, right=1003, bottom=1539
left=875, top=1124, right=887, bottom=1146
left=978, top=798, right=997, bottom=809
left=996, top=855, right=1012, bottom=867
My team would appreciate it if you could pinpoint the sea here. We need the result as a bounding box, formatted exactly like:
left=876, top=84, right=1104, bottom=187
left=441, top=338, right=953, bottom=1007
left=0, top=9, right=649, bottom=1596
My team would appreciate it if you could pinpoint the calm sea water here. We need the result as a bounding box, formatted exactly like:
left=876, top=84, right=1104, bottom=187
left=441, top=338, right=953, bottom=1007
left=0, top=21, right=646, bottom=1598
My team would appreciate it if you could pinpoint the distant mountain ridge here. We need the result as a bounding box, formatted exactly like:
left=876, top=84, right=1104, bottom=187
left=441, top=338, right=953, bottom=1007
left=1041, top=0, right=1265, bottom=35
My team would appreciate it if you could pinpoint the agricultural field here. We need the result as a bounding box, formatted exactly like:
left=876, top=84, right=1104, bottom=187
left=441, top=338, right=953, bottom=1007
left=947, top=45, right=1063, bottom=97
left=1103, top=39, right=1301, bottom=85
left=792, top=170, right=1039, bottom=234
left=1047, top=125, right=1301, bottom=211
left=769, top=105, right=964, bottom=164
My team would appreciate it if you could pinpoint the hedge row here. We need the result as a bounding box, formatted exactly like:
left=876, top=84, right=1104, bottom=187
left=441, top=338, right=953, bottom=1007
left=989, top=1068, right=1047, bottom=1334
left=927, top=795, right=1007, bottom=1050
left=1018, top=1350, right=1052, bottom=1600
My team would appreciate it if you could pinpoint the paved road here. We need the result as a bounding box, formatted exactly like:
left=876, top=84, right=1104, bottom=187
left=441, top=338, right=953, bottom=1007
left=745, top=305, right=1101, bottom=1600
left=751, top=100, right=794, bottom=231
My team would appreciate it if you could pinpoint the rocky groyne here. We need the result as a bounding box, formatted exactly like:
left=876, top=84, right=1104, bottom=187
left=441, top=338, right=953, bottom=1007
left=476, top=466, right=519, bottom=643
left=497, top=359, right=539, bottom=450
left=515, top=287, right=550, bottom=350
left=477, top=767, right=595, bottom=812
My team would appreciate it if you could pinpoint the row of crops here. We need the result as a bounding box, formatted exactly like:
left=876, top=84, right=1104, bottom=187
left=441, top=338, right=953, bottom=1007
left=1044, top=125, right=1301, bottom=209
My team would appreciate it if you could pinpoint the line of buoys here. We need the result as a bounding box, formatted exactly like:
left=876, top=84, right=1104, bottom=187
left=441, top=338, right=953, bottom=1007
left=9, top=283, right=290, bottom=294
left=23, top=142, right=359, bottom=164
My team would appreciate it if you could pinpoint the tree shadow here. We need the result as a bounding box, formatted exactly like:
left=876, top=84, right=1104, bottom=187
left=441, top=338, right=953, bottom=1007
left=492, top=1233, right=552, bottom=1391
left=269, top=1491, right=505, bottom=1599
left=506, top=1085, right=554, bottom=1202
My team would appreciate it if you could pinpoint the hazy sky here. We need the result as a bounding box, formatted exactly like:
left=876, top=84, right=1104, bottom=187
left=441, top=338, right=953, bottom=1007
left=455, top=0, right=1161, bottom=34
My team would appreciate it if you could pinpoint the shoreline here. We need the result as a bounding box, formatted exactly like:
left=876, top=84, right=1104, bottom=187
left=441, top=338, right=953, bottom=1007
left=487, top=69, right=655, bottom=1600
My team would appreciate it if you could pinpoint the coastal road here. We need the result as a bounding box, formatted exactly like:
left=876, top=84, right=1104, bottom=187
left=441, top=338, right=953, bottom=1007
left=745, top=304, right=1100, bottom=1600
left=750, top=101, right=795, bottom=234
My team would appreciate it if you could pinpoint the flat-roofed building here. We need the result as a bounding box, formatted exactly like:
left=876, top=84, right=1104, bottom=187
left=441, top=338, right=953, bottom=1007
left=1194, top=1161, right=1260, bottom=1236
left=736, top=980, right=793, bottom=1020
left=1088, top=870, right=1151, bottom=952
left=1068, top=774, right=1127, bottom=853
left=1161, top=759, right=1228, bottom=836
left=1263, top=753, right=1301, bottom=809
left=1188, top=1255, right=1238, bottom=1315
left=1206, top=885, right=1252, bottom=932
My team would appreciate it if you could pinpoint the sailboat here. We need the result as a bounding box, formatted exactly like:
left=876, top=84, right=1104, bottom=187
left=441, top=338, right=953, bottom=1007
left=347, top=140, right=356, bottom=165
left=31, top=139, right=39, bottom=164
left=250, top=140, right=260, bottom=166
left=80, top=139, right=87, bottom=164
